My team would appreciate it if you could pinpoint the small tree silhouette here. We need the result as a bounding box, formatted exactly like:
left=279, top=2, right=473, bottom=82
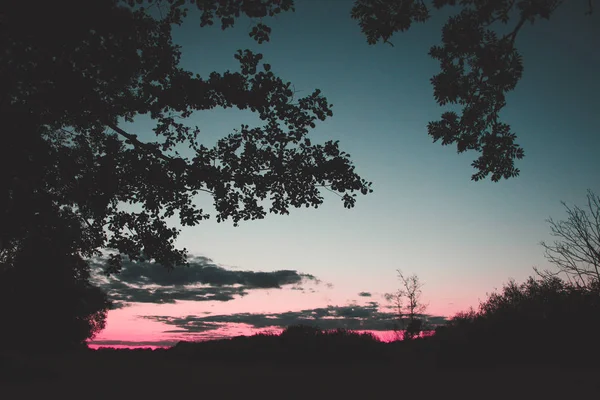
left=385, top=270, right=429, bottom=340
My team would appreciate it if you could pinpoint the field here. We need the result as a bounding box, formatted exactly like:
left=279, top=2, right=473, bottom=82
left=2, top=349, right=600, bottom=399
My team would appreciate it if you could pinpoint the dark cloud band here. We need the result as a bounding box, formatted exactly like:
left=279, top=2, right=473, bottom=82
left=141, top=303, right=448, bottom=335
left=90, top=255, right=319, bottom=307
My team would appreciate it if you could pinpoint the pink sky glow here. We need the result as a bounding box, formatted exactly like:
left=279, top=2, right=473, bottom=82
left=88, top=283, right=453, bottom=348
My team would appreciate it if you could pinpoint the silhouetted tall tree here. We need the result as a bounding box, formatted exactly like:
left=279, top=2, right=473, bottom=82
left=351, top=0, right=595, bottom=182
left=0, top=211, right=110, bottom=351
left=1, top=0, right=373, bottom=346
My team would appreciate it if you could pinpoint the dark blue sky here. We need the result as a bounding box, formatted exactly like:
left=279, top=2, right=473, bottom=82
left=106, top=0, right=599, bottom=343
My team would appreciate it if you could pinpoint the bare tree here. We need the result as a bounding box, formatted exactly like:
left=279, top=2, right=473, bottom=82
left=385, top=270, right=429, bottom=340
left=536, top=190, right=600, bottom=288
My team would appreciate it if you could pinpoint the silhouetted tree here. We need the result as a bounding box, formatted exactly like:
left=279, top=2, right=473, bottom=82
left=385, top=270, right=429, bottom=340
left=1, top=0, right=372, bottom=279
left=536, top=190, right=600, bottom=288
left=0, top=215, right=110, bottom=351
left=351, top=0, right=594, bottom=182
left=435, top=275, right=600, bottom=366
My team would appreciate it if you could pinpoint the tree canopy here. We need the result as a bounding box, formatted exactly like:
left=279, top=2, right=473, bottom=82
left=351, top=0, right=594, bottom=182
left=0, top=214, right=110, bottom=350
left=1, top=0, right=372, bottom=276
left=436, top=275, right=600, bottom=366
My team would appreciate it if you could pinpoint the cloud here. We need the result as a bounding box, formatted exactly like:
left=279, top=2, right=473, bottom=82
left=93, top=255, right=317, bottom=288
left=90, top=255, right=319, bottom=308
left=106, top=284, right=248, bottom=305
left=358, top=292, right=372, bottom=297
left=141, top=303, right=448, bottom=337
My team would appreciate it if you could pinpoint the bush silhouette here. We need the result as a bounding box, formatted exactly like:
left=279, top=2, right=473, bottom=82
left=434, top=276, right=600, bottom=367
left=0, top=230, right=110, bottom=353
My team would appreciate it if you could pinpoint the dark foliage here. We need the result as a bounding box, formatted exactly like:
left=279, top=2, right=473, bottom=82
left=0, top=226, right=110, bottom=351
left=434, top=276, right=600, bottom=367
left=351, top=0, right=593, bottom=181
left=2, top=0, right=595, bottom=364
left=1, top=0, right=371, bottom=277
left=1, top=0, right=371, bottom=349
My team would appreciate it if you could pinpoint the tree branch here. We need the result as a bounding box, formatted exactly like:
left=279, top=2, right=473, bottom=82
left=503, top=14, right=527, bottom=46
left=319, top=185, right=343, bottom=198
left=108, top=123, right=169, bottom=162
left=107, top=123, right=215, bottom=196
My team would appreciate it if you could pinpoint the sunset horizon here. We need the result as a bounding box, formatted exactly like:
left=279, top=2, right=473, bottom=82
left=3, top=2, right=600, bottom=395
left=75, top=0, right=597, bottom=350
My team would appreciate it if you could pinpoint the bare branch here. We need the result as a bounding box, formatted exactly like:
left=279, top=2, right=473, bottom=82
left=541, top=190, right=600, bottom=286
left=385, top=269, right=428, bottom=340
left=503, top=14, right=527, bottom=46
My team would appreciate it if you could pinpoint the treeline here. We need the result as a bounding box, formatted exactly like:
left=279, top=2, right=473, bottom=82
left=5, top=272, right=599, bottom=383
left=168, top=326, right=387, bottom=364
left=161, top=274, right=600, bottom=367
left=434, top=276, right=600, bottom=368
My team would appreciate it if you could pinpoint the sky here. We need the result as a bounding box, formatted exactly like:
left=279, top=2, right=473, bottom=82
left=89, top=0, right=599, bottom=348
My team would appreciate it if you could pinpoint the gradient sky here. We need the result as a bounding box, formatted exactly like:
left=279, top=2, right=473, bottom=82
left=91, top=0, right=599, bottom=347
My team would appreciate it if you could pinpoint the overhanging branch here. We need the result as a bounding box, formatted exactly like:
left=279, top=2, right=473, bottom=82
left=108, top=123, right=169, bottom=162
left=107, top=123, right=215, bottom=196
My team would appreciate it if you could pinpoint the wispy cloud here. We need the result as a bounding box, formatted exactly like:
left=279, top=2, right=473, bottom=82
left=141, top=302, right=448, bottom=338
left=90, top=255, right=319, bottom=308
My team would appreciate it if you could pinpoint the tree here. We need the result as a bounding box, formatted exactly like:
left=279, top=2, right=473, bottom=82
left=1, top=0, right=373, bottom=348
left=351, top=0, right=595, bottom=182
left=537, top=190, right=600, bottom=288
left=385, top=270, right=429, bottom=340
left=1, top=0, right=372, bottom=277
left=435, top=275, right=600, bottom=366
left=0, top=214, right=110, bottom=351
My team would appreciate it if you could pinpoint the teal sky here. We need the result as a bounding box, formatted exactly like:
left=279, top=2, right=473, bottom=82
left=93, top=0, right=599, bottom=346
